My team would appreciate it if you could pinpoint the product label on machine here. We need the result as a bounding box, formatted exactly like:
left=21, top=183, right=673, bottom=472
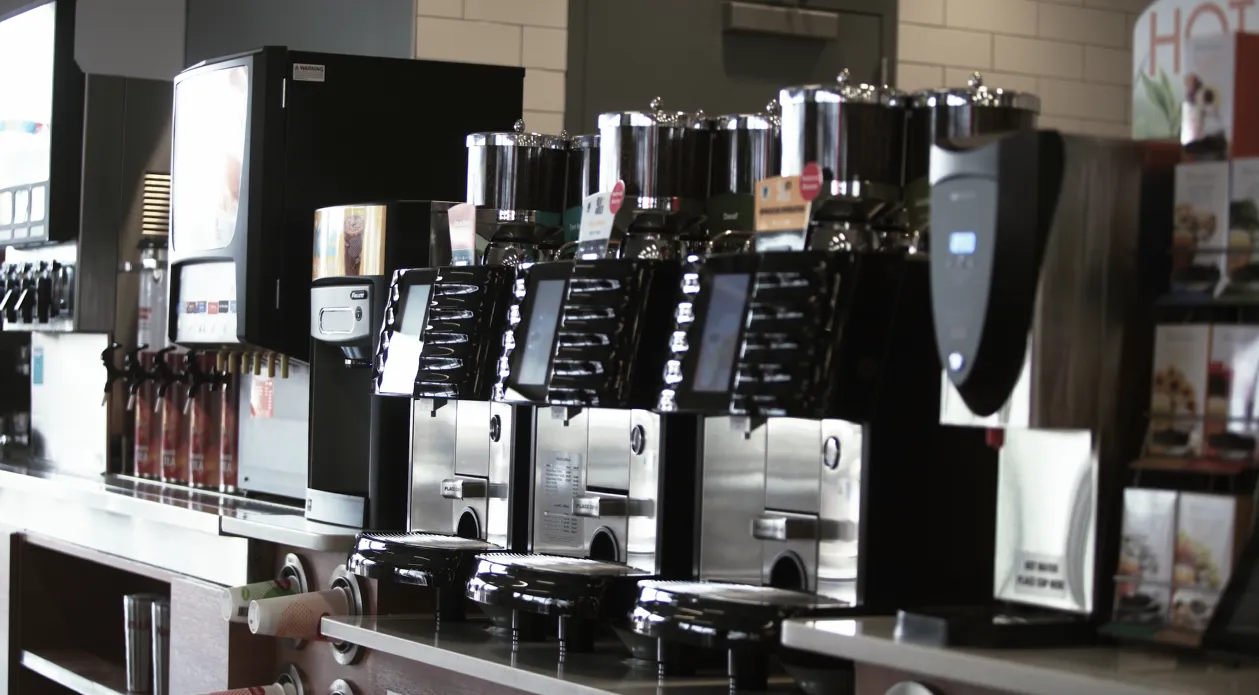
left=1012, top=551, right=1069, bottom=599
left=250, top=377, right=274, bottom=419
left=448, top=203, right=477, bottom=266
left=540, top=451, right=583, bottom=547
left=753, top=174, right=812, bottom=253
left=292, top=63, right=326, bottom=82
left=576, top=181, right=622, bottom=260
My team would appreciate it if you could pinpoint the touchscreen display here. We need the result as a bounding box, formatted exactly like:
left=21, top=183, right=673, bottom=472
left=398, top=283, right=432, bottom=337
left=694, top=273, right=750, bottom=393
left=171, top=64, right=250, bottom=253
left=515, top=279, right=566, bottom=387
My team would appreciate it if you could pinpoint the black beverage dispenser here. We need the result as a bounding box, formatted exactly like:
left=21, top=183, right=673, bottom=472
left=166, top=46, right=523, bottom=505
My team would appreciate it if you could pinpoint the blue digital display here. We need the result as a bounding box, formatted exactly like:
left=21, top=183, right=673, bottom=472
left=949, top=231, right=977, bottom=255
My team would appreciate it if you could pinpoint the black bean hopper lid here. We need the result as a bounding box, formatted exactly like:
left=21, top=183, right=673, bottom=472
left=908, top=71, right=1041, bottom=112
left=347, top=532, right=499, bottom=587
left=465, top=553, right=653, bottom=619
left=629, top=581, right=850, bottom=650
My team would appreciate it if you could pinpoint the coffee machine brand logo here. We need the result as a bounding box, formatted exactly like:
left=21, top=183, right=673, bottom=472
left=292, top=63, right=326, bottom=83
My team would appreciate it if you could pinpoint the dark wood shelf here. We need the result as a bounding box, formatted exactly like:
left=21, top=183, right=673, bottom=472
left=20, top=648, right=130, bottom=695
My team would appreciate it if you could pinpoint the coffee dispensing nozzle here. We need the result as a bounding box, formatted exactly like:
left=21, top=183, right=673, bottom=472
left=152, top=346, right=183, bottom=413
left=123, top=344, right=151, bottom=411
left=101, top=342, right=126, bottom=405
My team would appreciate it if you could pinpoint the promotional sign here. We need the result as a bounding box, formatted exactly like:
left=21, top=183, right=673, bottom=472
left=576, top=180, right=623, bottom=260
left=1133, top=0, right=1259, bottom=139
left=447, top=203, right=477, bottom=266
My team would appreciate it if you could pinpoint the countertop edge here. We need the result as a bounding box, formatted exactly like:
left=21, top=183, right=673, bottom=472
left=780, top=619, right=1193, bottom=695
left=320, top=617, right=616, bottom=695
left=220, top=515, right=356, bottom=554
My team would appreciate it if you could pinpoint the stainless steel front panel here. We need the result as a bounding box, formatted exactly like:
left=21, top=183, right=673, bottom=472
left=817, top=419, right=862, bottom=604
left=29, top=331, right=109, bottom=477
left=236, top=361, right=309, bottom=500
left=995, top=428, right=1096, bottom=614
left=532, top=406, right=594, bottom=556
left=587, top=407, right=630, bottom=491
left=486, top=401, right=518, bottom=549
left=626, top=409, right=661, bottom=573
left=409, top=398, right=457, bottom=533
left=765, top=418, right=821, bottom=515
left=698, top=416, right=766, bottom=585
left=309, top=284, right=373, bottom=343
left=454, top=400, right=490, bottom=478
left=759, top=509, right=820, bottom=592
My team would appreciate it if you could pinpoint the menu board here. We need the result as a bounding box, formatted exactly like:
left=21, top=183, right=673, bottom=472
left=171, top=64, right=250, bottom=253
left=693, top=273, right=751, bottom=392
left=515, top=279, right=566, bottom=387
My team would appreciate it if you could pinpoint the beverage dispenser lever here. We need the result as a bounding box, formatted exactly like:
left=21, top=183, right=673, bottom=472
left=100, top=343, right=125, bottom=405
left=183, top=349, right=213, bottom=415
left=123, top=345, right=151, bottom=411
left=152, top=346, right=179, bottom=412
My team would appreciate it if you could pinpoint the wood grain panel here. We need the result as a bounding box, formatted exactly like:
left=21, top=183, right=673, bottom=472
left=857, top=664, right=1015, bottom=695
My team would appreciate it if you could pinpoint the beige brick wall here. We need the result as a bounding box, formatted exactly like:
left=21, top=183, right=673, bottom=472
left=899, top=0, right=1150, bottom=137
left=415, top=0, right=568, bottom=134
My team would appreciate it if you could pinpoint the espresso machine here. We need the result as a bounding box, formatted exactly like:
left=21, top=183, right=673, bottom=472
left=894, top=130, right=1159, bottom=645
left=627, top=74, right=1021, bottom=692
left=307, top=201, right=445, bottom=528
left=165, top=47, right=524, bottom=503
left=348, top=122, right=565, bottom=616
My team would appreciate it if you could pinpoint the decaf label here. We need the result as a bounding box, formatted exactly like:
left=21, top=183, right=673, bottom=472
left=706, top=193, right=755, bottom=234
left=562, top=206, right=582, bottom=243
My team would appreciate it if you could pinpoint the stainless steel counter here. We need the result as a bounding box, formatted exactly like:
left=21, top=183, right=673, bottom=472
left=0, top=463, right=359, bottom=585
left=322, top=615, right=799, bottom=695
left=781, top=617, right=1259, bottom=695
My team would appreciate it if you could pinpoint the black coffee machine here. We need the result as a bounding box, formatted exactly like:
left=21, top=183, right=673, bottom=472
left=346, top=121, right=568, bottom=619
left=307, top=201, right=453, bottom=528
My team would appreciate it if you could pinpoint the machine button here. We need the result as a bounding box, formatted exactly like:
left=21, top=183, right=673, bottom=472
left=751, top=513, right=820, bottom=541
left=319, top=307, right=355, bottom=334
left=440, top=478, right=488, bottom=499
left=355, top=306, right=363, bottom=321
left=571, top=496, right=631, bottom=518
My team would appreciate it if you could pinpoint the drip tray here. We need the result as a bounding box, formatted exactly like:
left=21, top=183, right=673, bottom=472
left=466, top=552, right=654, bottom=654
left=628, top=581, right=853, bottom=693
left=348, top=532, right=501, bottom=623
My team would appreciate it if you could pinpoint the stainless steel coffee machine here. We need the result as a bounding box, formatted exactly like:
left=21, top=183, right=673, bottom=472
left=628, top=74, right=1009, bottom=692
left=895, top=130, right=1158, bottom=645
left=349, top=123, right=566, bottom=618
left=464, top=101, right=719, bottom=653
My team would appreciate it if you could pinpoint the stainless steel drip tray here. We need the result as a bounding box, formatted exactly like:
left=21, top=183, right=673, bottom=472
left=321, top=615, right=800, bottom=695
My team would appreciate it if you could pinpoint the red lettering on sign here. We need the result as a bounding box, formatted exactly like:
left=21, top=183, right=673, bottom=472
left=1232, top=0, right=1256, bottom=31
left=1187, top=3, right=1230, bottom=37
left=1149, top=8, right=1182, bottom=76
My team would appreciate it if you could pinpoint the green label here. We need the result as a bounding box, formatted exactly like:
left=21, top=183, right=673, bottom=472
left=562, top=206, right=582, bottom=243
left=706, top=193, right=755, bottom=234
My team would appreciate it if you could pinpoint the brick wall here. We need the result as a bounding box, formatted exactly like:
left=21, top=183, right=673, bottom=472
left=899, top=0, right=1151, bottom=137
left=414, top=0, right=568, bottom=134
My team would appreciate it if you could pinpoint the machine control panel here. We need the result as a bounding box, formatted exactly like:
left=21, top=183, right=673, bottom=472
left=310, top=284, right=373, bottom=343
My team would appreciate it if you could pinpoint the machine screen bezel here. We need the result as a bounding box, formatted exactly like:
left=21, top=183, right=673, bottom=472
left=669, top=253, right=758, bottom=413
left=505, top=260, right=573, bottom=403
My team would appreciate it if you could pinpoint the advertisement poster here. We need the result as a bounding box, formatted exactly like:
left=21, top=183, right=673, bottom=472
left=1133, top=1, right=1259, bottom=139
